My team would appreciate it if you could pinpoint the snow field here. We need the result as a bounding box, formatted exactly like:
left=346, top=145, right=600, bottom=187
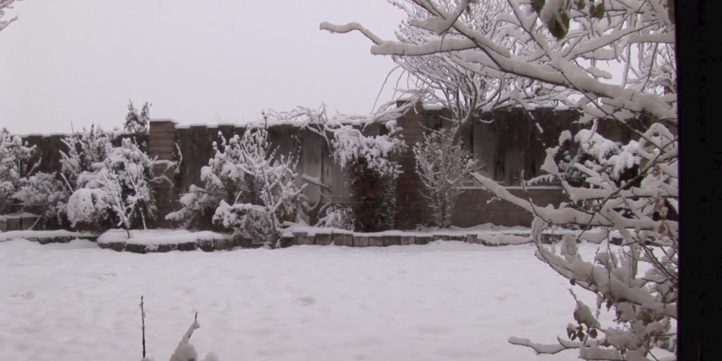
left=1, top=238, right=607, bottom=361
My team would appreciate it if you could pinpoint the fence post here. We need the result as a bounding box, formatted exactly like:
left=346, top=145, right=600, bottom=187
left=394, top=101, right=427, bottom=229
left=148, top=120, right=177, bottom=228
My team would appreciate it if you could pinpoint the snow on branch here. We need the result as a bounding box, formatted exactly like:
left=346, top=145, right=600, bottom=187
left=322, top=0, right=677, bottom=122
left=319, top=22, right=383, bottom=44
left=0, top=0, right=19, bottom=32
left=509, top=336, right=579, bottom=355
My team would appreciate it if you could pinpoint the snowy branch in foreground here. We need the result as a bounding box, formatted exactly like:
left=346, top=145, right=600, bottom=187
left=322, top=0, right=676, bottom=124
left=0, top=0, right=19, bottom=32
left=323, top=2, right=676, bottom=358
left=509, top=336, right=580, bottom=355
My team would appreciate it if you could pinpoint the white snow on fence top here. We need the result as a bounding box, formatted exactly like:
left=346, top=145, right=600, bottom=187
left=0, top=229, right=96, bottom=242
left=286, top=223, right=581, bottom=238
left=173, top=113, right=382, bottom=130
left=97, top=229, right=231, bottom=246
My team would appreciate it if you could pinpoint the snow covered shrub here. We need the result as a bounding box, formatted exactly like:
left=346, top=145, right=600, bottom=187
left=1, top=129, right=76, bottom=227
left=13, top=172, right=68, bottom=226
left=125, top=100, right=151, bottom=133
left=66, top=187, right=113, bottom=230
left=169, top=129, right=307, bottom=247
left=262, top=103, right=413, bottom=233
left=212, top=129, right=307, bottom=246
left=67, top=137, right=158, bottom=233
left=60, top=124, right=113, bottom=191
left=346, top=157, right=399, bottom=232
left=316, top=203, right=355, bottom=230
left=166, top=131, right=254, bottom=229
left=413, top=127, right=476, bottom=228
left=0, top=128, right=37, bottom=213
left=10, top=125, right=116, bottom=227
left=213, top=201, right=273, bottom=243
left=332, top=125, right=403, bottom=232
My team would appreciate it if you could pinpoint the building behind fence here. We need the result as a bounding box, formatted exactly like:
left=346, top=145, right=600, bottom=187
left=20, top=105, right=634, bottom=230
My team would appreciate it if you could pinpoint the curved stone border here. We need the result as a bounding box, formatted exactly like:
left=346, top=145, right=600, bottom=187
left=288, top=229, right=563, bottom=247
left=0, top=230, right=98, bottom=244
left=28, top=235, right=99, bottom=244
left=98, top=237, right=238, bottom=254
left=92, top=228, right=572, bottom=253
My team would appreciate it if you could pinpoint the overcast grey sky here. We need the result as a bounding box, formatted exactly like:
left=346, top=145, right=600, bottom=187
left=0, top=0, right=404, bottom=134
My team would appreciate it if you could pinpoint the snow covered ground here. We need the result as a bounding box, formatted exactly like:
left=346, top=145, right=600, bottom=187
left=1, top=237, right=609, bottom=361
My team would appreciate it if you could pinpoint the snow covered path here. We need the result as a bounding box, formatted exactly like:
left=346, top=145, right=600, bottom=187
left=1, top=238, right=600, bottom=361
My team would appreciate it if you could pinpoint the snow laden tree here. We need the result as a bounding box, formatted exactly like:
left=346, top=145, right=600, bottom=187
left=0, top=128, right=36, bottom=214
left=263, top=101, right=414, bottom=232
left=168, top=128, right=307, bottom=248
left=125, top=100, right=151, bottom=134
left=413, top=126, right=476, bottom=227
left=390, top=0, right=517, bottom=124
left=323, top=1, right=677, bottom=360
left=67, top=137, right=161, bottom=236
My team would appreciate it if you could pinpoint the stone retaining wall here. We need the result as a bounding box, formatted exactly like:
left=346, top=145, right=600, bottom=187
left=97, top=229, right=565, bottom=253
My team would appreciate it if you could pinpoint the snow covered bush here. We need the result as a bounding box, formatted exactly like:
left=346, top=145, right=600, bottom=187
left=264, top=103, right=412, bottom=232
left=413, top=126, right=476, bottom=228
left=60, top=124, right=113, bottom=191
left=125, top=100, right=151, bottom=134
left=0, top=0, right=19, bottom=32
left=13, top=172, right=68, bottom=226
left=169, top=129, right=307, bottom=247
left=316, top=203, right=355, bottom=230
left=67, top=137, right=159, bottom=234
left=333, top=125, right=403, bottom=232
left=323, top=0, right=677, bottom=359
left=166, top=132, right=251, bottom=230
left=0, top=128, right=37, bottom=214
